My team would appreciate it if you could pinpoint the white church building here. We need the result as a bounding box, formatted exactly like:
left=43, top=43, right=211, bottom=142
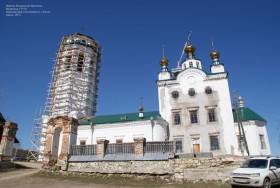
left=41, top=34, right=271, bottom=162
left=76, top=39, right=271, bottom=157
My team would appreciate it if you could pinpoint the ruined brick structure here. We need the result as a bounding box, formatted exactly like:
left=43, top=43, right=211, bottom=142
left=0, top=116, right=18, bottom=161
left=44, top=116, right=78, bottom=167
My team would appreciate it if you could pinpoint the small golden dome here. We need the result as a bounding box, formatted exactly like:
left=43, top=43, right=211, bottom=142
left=160, top=56, right=169, bottom=67
left=238, top=96, right=243, bottom=102
left=139, top=105, right=144, bottom=113
left=210, top=50, right=220, bottom=59
left=184, top=44, right=196, bottom=54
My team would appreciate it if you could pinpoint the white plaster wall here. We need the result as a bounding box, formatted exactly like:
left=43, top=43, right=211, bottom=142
left=158, top=71, right=171, bottom=80
left=76, top=125, right=92, bottom=145
left=153, top=120, right=168, bottom=141
left=234, top=121, right=271, bottom=156
left=157, top=67, right=238, bottom=156
left=259, top=123, right=271, bottom=155
left=77, top=120, right=167, bottom=145
left=158, top=82, right=175, bottom=121
left=211, top=64, right=225, bottom=73
left=211, top=78, right=238, bottom=155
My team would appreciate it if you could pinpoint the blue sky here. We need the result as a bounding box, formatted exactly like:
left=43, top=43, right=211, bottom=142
left=1, top=0, right=280, bottom=156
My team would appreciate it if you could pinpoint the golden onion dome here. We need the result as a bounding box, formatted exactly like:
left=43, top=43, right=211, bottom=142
left=184, top=44, right=196, bottom=54
left=139, top=105, right=144, bottom=113
left=210, top=50, right=220, bottom=60
left=160, top=56, right=169, bottom=67
left=238, top=96, right=243, bottom=102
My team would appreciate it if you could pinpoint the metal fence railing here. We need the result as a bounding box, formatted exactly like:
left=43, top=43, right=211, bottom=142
left=70, top=145, right=97, bottom=155
left=105, top=143, right=134, bottom=154
left=144, top=141, right=174, bottom=153
left=70, top=141, right=174, bottom=156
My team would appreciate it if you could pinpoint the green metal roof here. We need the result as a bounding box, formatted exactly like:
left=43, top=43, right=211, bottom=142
left=232, top=107, right=266, bottom=122
left=80, top=111, right=162, bottom=125
left=81, top=107, right=265, bottom=126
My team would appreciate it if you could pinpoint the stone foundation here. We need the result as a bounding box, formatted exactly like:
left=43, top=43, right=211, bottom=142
left=68, top=160, right=174, bottom=174
left=67, top=155, right=245, bottom=181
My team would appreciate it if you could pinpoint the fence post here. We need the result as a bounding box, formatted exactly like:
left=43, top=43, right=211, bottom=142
left=96, top=139, right=108, bottom=158
left=133, top=137, right=146, bottom=158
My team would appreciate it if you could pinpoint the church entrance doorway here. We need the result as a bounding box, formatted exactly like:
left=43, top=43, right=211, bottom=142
left=51, top=127, right=62, bottom=159
left=191, top=137, right=201, bottom=154
left=193, top=144, right=200, bottom=153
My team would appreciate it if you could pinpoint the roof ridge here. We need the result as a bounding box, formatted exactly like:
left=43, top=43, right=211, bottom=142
left=94, top=110, right=159, bottom=117
left=80, top=111, right=161, bottom=125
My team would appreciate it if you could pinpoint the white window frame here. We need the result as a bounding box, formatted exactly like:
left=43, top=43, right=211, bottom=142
left=173, top=111, right=181, bottom=125
left=174, top=139, right=183, bottom=153
left=208, top=108, right=217, bottom=123
left=205, top=106, right=218, bottom=124
left=189, top=110, right=198, bottom=124
left=259, top=134, right=266, bottom=149
left=209, top=134, right=220, bottom=151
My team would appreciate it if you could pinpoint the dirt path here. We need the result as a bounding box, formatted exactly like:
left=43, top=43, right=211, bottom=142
left=0, top=162, right=127, bottom=188
left=0, top=162, right=42, bottom=181
left=0, top=176, right=123, bottom=188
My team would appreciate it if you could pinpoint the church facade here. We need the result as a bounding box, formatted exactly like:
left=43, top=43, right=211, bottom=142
left=76, top=39, right=271, bottom=156
left=156, top=41, right=238, bottom=156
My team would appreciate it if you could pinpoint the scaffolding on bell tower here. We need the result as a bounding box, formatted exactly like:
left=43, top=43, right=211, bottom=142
left=27, top=108, right=46, bottom=161
left=45, top=33, right=101, bottom=117
left=28, top=33, right=101, bottom=161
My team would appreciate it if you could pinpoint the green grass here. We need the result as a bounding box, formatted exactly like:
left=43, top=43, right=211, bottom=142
left=33, top=171, right=231, bottom=188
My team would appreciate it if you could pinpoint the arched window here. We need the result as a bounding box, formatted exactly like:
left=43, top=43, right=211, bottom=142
left=208, top=108, right=216, bottom=122
left=196, top=61, right=200, bottom=68
left=189, top=110, right=198, bottom=124
left=189, top=62, right=193, bottom=68
left=174, top=113, right=181, bottom=125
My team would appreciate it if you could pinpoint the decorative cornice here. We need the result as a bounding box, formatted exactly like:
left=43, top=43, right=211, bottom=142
left=47, top=116, right=79, bottom=127
left=205, top=105, right=218, bottom=109
left=79, top=121, right=152, bottom=130
left=157, top=80, right=179, bottom=87
left=234, top=119, right=267, bottom=126
left=234, top=122, right=255, bottom=126
left=177, top=69, right=207, bottom=82
left=205, top=72, right=228, bottom=81
left=78, top=125, right=91, bottom=130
